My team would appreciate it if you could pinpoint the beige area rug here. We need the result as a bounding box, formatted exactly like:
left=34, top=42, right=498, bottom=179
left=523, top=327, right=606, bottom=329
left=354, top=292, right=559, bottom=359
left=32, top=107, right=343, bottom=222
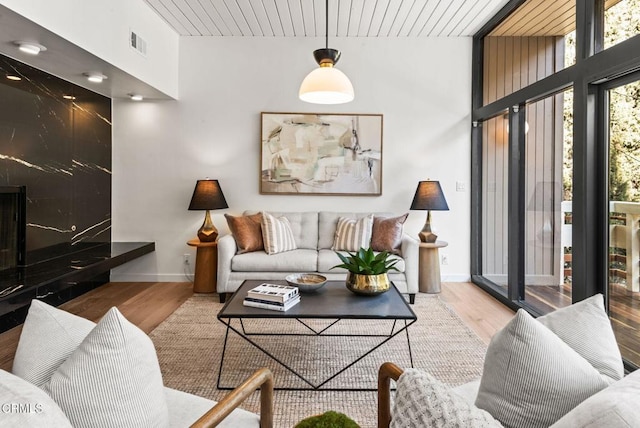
left=149, top=293, right=487, bottom=428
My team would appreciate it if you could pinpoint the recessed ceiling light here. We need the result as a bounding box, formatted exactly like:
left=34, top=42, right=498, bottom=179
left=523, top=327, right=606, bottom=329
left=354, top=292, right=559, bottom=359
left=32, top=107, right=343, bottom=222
left=6, top=75, right=21, bottom=81
left=63, top=95, right=76, bottom=100
left=83, top=72, right=107, bottom=83
left=15, top=41, right=47, bottom=55
left=129, top=94, right=143, bottom=101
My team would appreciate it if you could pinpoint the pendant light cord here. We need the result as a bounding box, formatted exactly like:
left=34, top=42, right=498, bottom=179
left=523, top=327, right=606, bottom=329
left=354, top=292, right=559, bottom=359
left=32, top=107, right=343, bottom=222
left=325, top=0, right=329, bottom=49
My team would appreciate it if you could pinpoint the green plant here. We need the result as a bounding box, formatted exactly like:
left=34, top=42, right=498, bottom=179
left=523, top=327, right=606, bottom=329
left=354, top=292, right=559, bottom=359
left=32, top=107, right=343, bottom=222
left=295, top=410, right=360, bottom=428
left=332, top=247, right=399, bottom=275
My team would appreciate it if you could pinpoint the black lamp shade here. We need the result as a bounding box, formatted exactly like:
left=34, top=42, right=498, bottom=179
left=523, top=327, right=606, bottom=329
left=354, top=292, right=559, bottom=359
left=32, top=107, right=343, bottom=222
left=188, top=180, right=228, bottom=211
left=410, top=181, right=449, bottom=211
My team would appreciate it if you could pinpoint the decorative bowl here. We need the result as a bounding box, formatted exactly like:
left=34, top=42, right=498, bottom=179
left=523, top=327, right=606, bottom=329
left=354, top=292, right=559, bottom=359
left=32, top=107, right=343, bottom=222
left=285, top=273, right=327, bottom=293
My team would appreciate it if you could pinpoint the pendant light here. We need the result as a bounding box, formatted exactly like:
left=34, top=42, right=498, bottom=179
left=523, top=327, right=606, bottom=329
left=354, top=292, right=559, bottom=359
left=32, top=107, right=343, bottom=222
left=299, top=0, right=354, bottom=104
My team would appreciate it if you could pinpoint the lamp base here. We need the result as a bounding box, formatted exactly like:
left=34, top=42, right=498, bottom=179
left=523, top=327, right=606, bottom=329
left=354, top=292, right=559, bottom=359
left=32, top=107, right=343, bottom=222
left=197, top=210, right=218, bottom=242
left=418, top=211, right=438, bottom=243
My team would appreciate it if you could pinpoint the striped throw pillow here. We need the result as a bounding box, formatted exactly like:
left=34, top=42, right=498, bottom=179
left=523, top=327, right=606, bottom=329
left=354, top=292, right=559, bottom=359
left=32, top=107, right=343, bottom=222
left=332, top=214, right=374, bottom=251
left=261, top=212, right=297, bottom=254
left=44, top=307, right=169, bottom=428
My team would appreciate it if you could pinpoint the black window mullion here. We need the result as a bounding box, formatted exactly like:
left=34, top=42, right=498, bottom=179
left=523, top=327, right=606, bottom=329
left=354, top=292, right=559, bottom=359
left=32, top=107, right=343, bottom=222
left=507, top=106, right=526, bottom=301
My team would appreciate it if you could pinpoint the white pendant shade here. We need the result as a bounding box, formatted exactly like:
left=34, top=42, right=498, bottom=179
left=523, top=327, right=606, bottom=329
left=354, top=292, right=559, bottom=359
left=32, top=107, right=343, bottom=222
left=299, top=66, right=354, bottom=104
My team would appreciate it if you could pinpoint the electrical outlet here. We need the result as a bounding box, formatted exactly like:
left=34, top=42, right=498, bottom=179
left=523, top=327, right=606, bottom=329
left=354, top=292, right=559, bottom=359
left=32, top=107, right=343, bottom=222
left=456, top=181, right=466, bottom=192
left=441, top=254, right=449, bottom=265
left=183, top=254, right=190, bottom=265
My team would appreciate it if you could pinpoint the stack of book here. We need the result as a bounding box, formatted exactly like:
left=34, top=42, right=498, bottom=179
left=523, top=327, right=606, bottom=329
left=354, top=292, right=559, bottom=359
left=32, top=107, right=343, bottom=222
left=243, top=283, right=300, bottom=311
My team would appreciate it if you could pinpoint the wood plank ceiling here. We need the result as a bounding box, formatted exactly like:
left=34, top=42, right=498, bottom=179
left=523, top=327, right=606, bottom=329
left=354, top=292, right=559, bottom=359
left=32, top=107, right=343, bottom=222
left=143, top=0, right=512, bottom=37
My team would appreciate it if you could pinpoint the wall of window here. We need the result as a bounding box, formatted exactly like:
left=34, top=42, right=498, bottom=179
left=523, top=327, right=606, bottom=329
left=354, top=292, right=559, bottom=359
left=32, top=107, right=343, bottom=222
left=472, top=0, right=640, bottom=369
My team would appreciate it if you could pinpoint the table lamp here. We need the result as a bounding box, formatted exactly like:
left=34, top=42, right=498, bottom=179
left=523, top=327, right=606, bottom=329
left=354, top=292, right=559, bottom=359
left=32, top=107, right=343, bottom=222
left=188, top=179, right=228, bottom=242
left=410, top=181, right=449, bottom=243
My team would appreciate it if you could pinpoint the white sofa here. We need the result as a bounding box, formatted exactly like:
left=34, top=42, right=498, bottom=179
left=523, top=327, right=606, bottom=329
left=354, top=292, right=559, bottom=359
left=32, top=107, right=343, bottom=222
left=217, top=211, right=419, bottom=303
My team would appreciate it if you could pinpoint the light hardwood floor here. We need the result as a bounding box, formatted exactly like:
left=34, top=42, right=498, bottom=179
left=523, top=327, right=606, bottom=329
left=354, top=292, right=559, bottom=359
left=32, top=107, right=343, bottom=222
left=0, top=281, right=514, bottom=371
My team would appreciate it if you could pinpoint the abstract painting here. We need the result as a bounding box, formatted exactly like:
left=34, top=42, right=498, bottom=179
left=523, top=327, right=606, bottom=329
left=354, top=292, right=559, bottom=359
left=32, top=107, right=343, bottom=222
left=260, top=112, right=383, bottom=195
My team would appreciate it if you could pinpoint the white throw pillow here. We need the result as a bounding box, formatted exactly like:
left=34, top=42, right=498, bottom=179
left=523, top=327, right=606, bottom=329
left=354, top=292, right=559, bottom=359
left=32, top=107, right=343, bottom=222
left=391, top=369, right=502, bottom=428
left=13, top=300, right=95, bottom=387
left=261, top=212, right=297, bottom=254
left=332, top=214, right=374, bottom=252
left=537, top=293, right=623, bottom=383
left=475, top=309, right=609, bottom=428
left=0, top=369, right=72, bottom=427
left=550, top=369, right=640, bottom=428
left=44, top=307, right=170, bottom=428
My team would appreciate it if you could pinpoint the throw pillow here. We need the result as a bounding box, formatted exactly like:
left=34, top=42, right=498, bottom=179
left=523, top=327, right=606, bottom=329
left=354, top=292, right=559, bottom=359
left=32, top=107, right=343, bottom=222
left=0, top=369, right=72, bottom=427
left=332, top=214, right=374, bottom=252
left=391, top=369, right=502, bottom=428
left=371, top=213, right=408, bottom=255
left=550, top=369, right=640, bottom=428
left=13, top=299, right=95, bottom=387
left=44, top=307, right=170, bottom=428
left=537, top=293, right=623, bottom=383
left=225, top=212, right=264, bottom=253
left=475, top=309, right=609, bottom=428
left=261, top=212, right=297, bottom=255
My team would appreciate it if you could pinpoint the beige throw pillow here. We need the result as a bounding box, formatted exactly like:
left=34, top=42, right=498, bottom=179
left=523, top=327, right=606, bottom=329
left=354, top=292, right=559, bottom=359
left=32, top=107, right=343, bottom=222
left=261, top=212, right=297, bottom=254
left=332, top=214, right=374, bottom=252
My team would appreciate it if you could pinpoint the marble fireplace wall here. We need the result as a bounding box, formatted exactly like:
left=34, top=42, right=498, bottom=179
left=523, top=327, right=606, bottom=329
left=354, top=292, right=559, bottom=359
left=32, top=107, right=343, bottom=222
left=0, top=53, right=111, bottom=266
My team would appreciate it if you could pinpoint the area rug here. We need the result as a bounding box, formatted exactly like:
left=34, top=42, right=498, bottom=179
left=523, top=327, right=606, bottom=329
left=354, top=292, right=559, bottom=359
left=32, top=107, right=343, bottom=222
left=149, top=293, right=487, bottom=427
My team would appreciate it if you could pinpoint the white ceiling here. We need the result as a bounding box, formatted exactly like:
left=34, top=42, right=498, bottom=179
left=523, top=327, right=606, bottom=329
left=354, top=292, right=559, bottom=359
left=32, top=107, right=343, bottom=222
left=143, top=0, right=511, bottom=37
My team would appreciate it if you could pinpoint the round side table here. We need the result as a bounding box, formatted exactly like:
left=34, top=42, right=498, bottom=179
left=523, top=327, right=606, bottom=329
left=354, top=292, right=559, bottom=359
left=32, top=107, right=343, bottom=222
left=418, top=241, right=448, bottom=294
left=187, top=239, right=218, bottom=293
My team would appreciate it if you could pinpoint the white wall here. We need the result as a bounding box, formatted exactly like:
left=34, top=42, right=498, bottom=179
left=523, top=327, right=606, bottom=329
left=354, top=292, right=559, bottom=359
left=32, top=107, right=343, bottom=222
left=111, top=36, right=472, bottom=282
left=0, top=0, right=179, bottom=98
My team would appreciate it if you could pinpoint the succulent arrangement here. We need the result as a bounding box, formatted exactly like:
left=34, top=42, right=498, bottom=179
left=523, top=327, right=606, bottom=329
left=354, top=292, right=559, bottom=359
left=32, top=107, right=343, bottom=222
left=295, top=410, right=360, bottom=428
left=332, top=247, right=399, bottom=275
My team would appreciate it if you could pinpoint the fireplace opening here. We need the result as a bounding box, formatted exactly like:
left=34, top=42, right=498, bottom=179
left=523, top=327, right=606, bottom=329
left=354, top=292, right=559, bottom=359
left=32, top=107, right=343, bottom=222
left=0, top=186, right=26, bottom=271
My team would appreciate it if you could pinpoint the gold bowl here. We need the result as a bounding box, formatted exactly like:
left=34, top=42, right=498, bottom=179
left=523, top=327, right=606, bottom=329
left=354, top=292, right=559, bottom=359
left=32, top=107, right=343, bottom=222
left=285, top=273, right=327, bottom=293
left=345, top=272, right=390, bottom=296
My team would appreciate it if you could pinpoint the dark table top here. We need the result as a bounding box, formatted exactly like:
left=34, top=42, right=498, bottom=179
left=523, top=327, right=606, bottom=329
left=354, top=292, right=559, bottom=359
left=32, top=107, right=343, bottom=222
left=218, top=280, right=417, bottom=320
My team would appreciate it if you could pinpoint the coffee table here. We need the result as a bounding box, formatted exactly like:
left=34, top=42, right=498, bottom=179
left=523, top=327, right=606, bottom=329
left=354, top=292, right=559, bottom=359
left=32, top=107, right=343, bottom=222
left=217, top=279, right=417, bottom=391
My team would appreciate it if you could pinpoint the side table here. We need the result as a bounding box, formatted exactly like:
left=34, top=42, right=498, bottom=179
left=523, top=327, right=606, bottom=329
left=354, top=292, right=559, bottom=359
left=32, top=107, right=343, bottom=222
left=187, top=239, right=218, bottom=293
left=418, top=241, right=448, bottom=294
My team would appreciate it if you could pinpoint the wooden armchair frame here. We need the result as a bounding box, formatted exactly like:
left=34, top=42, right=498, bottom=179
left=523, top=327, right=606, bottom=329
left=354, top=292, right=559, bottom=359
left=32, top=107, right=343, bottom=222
left=191, top=367, right=274, bottom=428
left=377, top=362, right=404, bottom=428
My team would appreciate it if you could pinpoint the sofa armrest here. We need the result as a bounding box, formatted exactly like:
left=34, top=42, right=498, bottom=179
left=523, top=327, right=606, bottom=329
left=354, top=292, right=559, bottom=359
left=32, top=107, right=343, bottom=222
left=190, top=367, right=274, bottom=428
left=378, top=362, right=404, bottom=428
left=217, top=234, right=237, bottom=294
left=401, top=234, right=419, bottom=294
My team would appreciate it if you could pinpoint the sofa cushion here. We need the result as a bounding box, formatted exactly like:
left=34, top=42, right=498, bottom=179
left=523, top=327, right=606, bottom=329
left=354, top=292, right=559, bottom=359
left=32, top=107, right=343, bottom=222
left=165, top=387, right=259, bottom=428
left=0, top=369, right=72, bottom=427
left=317, top=249, right=405, bottom=273
left=44, top=307, right=170, bottom=428
left=391, top=369, right=502, bottom=428
left=262, top=212, right=297, bottom=254
left=371, top=214, right=408, bottom=255
left=233, top=249, right=318, bottom=272
left=246, top=211, right=318, bottom=249
left=537, top=294, right=623, bottom=383
left=332, top=214, right=374, bottom=251
left=225, top=213, right=264, bottom=253
left=13, top=300, right=95, bottom=388
left=475, top=309, right=609, bottom=428
left=319, top=212, right=392, bottom=249
left=550, top=369, right=640, bottom=428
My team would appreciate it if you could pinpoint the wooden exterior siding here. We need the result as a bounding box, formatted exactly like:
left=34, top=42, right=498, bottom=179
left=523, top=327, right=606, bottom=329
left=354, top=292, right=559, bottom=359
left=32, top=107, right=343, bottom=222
left=482, top=36, right=566, bottom=286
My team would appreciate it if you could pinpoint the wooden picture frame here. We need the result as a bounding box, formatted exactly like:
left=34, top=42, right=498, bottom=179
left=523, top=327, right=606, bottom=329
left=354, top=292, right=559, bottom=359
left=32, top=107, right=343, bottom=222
left=260, top=112, right=383, bottom=195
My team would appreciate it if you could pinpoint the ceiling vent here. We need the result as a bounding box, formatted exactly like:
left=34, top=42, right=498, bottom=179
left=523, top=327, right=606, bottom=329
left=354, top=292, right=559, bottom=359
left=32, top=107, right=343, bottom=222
left=130, top=30, right=147, bottom=56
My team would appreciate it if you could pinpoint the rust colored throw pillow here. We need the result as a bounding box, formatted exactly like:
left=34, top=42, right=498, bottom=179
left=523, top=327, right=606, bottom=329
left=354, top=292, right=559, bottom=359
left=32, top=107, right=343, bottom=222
left=371, top=213, right=409, bottom=255
left=225, top=213, right=264, bottom=253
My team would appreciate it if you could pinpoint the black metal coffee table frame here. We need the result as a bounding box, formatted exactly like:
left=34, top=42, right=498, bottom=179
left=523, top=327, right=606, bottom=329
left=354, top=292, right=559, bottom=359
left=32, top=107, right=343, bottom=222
left=217, top=280, right=417, bottom=391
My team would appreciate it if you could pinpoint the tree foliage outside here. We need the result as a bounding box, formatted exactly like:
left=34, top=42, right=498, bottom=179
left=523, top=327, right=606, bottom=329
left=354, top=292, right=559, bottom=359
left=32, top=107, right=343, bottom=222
left=563, top=0, right=640, bottom=202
